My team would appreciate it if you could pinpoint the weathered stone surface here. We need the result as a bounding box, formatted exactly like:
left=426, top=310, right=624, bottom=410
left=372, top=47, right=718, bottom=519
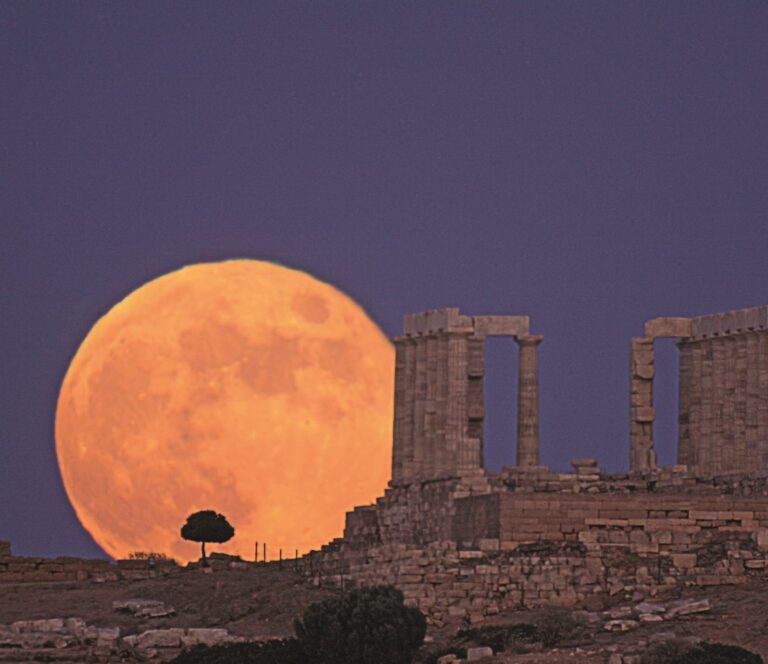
left=604, top=619, right=639, bottom=632
left=136, top=628, right=184, bottom=648
left=635, top=601, right=665, bottom=615
left=666, top=598, right=710, bottom=618
left=467, top=645, right=494, bottom=660
left=184, top=628, right=230, bottom=646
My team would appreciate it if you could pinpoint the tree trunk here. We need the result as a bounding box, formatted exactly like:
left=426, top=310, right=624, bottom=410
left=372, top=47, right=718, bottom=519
left=201, top=541, right=207, bottom=565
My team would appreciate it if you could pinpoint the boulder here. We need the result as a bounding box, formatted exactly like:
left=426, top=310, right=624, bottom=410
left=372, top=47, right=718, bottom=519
left=136, top=628, right=184, bottom=649
left=639, top=613, right=664, bottom=623
left=467, top=645, right=494, bottom=660
left=635, top=601, right=665, bottom=615
left=183, top=628, right=230, bottom=646
left=96, top=626, right=120, bottom=649
left=604, top=619, right=639, bottom=632
left=666, top=598, right=710, bottom=618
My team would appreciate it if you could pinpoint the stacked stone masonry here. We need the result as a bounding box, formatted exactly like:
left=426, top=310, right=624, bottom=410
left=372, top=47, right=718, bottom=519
left=631, top=304, right=768, bottom=477
left=0, top=541, right=180, bottom=583
left=306, top=304, right=768, bottom=625
left=305, top=474, right=768, bottom=625
left=392, top=308, right=539, bottom=484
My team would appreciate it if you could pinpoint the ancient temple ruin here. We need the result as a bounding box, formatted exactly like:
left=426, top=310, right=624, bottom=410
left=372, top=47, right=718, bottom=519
left=391, top=308, right=540, bottom=484
left=390, top=304, right=768, bottom=482
left=299, top=304, right=768, bottom=623
left=630, top=305, right=768, bottom=476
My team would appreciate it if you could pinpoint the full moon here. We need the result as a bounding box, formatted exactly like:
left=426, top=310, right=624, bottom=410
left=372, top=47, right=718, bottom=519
left=55, top=260, right=394, bottom=562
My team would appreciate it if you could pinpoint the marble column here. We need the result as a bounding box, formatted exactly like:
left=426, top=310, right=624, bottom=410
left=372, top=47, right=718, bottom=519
left=446, top=332, right=469, bottom=471
left=676, top=340, right=693, bottom=467
left=745, top=332, right=760, bottom=467
left=516, top=335, right=543, bottom=467
left=629, top=337, right=656, bottom=472
left=391, top=338, right=409, bottom=484
left=687, top=341, right=704, bottom=470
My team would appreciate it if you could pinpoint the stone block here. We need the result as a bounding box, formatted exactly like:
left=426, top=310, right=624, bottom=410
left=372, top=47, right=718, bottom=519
left=644, top=317, right=692, bottom=339
left=96, top=627, right=120, bottom=649
left=632, top=407, right=656, bottom=423
left=604, top=619, right=639, bottom=632
left=666, top=598, right=710, bottom=618
left=184, top=628, right=230, bottom=646
left=467, top=645, right=494, bottom=660
left=136, top=628, right=184, bottom=648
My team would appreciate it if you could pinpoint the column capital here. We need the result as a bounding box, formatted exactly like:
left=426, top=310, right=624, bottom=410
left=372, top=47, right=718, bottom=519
left=516, top=335, right=543, bottom=347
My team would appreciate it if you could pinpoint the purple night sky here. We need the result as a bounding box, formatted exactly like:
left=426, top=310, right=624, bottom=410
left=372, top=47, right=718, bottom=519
left=2, top=2, right=767, bottom=558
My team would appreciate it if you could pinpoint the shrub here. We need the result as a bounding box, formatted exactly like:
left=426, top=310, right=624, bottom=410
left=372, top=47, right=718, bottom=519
left=640, top=640, right=763, bottom=664
left=456, top=623, right=537, bottom=653
left=640, top=640, right=697, bottom=664
left=417, top=645, right=465, bottom=664
left=294, top=585, right=426, bottom=664
left=170, top=639, right=304, bottom=664
left=535, top=607, right=584, bottom=648
left=128, top=551, right=170, bottom=561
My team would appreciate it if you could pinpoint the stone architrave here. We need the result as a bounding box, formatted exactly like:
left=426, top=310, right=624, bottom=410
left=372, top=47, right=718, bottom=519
left=516, top=336, right=543, bottom=467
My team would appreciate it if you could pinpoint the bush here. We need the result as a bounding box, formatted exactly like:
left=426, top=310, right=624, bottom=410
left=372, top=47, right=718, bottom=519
left=128, top=551, right=170, bottom=561
left=640, top=640, right=697, bottom=664
left=417, top=645, right=465, bottom=664
left=535, top=607, right=584, bottom=648
left=294, top=585, right=426, bottom=664
left=641, top=640, right=763, bottom=664
left=456, top=623, right=537, bottom=653
left=170, top=639, right=304, bottom=664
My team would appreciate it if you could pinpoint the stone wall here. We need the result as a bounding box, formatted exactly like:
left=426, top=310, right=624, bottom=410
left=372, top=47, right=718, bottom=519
left=304, top=470, right=768, bottom=625
left=307, top=531, right=767, bottom=627
left=677, top=329, right=768, bottom=476
left=0, top=542, right=180, bottom=584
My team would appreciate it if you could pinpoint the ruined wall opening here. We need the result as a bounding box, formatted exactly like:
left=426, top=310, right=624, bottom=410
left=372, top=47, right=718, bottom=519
left=653, top=338, right=680, bottom=467
left=482, top=336, right=518, bottom=471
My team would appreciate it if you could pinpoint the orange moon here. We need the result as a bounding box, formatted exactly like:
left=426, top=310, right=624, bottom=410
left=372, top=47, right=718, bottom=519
left=55, top=260, right=394, bottom=562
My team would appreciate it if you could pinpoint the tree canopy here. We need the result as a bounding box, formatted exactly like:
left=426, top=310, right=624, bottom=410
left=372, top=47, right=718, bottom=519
left=180, top=511, right=234, bottom=563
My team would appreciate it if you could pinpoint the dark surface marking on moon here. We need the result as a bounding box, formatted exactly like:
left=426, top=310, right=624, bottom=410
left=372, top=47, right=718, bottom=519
left=291, top=292, right=330, bottom=324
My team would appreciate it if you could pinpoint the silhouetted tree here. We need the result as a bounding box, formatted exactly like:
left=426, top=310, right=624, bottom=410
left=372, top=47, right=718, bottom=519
left=180, top=510, right=234, bottom=564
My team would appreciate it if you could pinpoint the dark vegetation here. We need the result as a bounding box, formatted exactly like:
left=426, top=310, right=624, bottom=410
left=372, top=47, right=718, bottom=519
left=171, top=640, right=304, bottom=664
left=640, top=640, right=763, bottom=664
left=418, top=607, right=588, bottom=662
left=180, top=511, right=235, bottom=564
left=171, top=585, right=426, bottom=664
